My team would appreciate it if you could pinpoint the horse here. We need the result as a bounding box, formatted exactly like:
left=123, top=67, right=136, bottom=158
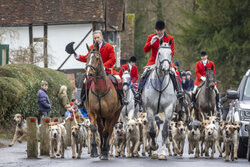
left=173, top=91, right=192, bottom=123
left=85, top=45, right=123, bottom=160
left=195, top=66, right=216, bottom=121
left=120, top=69, right=139, bottom=124
left=141, top=39, right=177, bottom=160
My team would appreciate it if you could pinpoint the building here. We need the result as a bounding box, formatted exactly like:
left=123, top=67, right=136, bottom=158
left=0, top=0, right=127, bottom=88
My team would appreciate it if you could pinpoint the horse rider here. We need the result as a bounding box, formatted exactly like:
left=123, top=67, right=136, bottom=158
left=191, top=51, right=220, bottom=111
left=73, top=30, right=124, bottom=109
left=135, top=20, right=184, bottom=105
left=119, top=56, right=139, bottom=89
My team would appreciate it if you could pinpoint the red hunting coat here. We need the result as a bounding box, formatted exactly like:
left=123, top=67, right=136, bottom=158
left=194, top=60, right=216, bottom=86
left=76, top=41, right=118, bottom=75
left=119, top=64, right=139, bottom=84
left=144, top=33, right=175, bottom=66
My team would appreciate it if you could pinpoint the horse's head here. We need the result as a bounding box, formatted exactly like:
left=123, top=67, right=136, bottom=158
left=86, top=44, right=102, bottom=77
left=156, top=39, right=172, bottom=73
left=205, top=65, right=215, bottom=89
left=122, top=69, right=131, bottom=104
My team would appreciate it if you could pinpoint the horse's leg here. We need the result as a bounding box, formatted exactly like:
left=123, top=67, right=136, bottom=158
left=89, top=111, right=98, bottom=157
left=147, top=108, right=158, bottom=159
left=120, top=108, right=126, bottom=124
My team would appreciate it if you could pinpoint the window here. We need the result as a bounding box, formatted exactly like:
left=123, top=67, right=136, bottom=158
left=243, top=76, right=250, bottom=100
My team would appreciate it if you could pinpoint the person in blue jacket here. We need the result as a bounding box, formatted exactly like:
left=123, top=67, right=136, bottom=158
left=37, top=81, right=51, bottom=124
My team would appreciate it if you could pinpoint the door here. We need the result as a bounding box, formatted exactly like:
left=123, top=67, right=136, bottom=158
left=0, top=45, right=9, bottom=65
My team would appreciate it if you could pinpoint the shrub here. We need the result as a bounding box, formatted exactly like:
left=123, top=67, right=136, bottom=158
left=0, top=64, right=73, bottom=126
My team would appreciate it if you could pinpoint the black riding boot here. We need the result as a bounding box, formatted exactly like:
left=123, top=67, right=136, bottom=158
left=191, top=93, right=196, bottom=109
left=135, top=69, right=150, bottom=112
left=170, top=71, right=184, bottom=98
left=79, top=82, right=88, bottom=111
left=117, top=88, right=125, bottom=105
left=216, top=93, right=221, bottom=116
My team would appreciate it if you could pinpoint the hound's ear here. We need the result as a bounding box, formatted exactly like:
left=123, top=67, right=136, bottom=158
left=205, top=66, right=207, bottom=71
left=168, top=38, right=172, bottom=46
left=86, top=44, right=90, bottom=52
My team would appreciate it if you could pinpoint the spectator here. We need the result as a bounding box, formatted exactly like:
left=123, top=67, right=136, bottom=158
left=37, top=80, right=51, bottom=124
left=181, top=72, right=189, bottom=91
left=186, top=71, right=194, bottom=91
left=64, top=104, right=74, bottom=117
left=174, top=60, right=182, bottom=78
left=58, top=85, right=70, bottom=117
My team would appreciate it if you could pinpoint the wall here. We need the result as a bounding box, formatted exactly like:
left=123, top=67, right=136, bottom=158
left=0, top=24, right=93, bottom=70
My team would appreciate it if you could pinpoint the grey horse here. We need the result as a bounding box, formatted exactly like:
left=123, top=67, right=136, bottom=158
left=195, top=67, right=216, bottom=121
left=120, top=69, right=139, bottom=123
left=142, top=39, right=177, bottom=160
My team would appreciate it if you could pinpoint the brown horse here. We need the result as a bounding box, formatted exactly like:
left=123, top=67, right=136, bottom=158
left=195, top=66, right=216, bottom=121
left=84, top=44, right=123, bottom=160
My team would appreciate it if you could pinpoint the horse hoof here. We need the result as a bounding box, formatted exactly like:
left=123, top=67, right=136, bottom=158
left=151, top=144, right=159, bottom=151
left=100, top=155, right=108, bottom=160
left=8, top=144, right=13, bottom=147
left=159, top=154, right=167, bottom=160
left=152, top=153, right=158, bottom=159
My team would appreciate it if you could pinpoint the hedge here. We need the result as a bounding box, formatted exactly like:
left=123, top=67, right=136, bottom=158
left=0, top=64, right=73, bottom=126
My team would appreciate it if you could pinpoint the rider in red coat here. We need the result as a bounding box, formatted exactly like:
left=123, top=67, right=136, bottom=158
left=144, top=33, right=175, bottom=66
left=191, top=51, right=220, bottom=110
left=73, top=30, right=123, bottom=108
left=75, top=37, right=118, bottom=75
left=119, top=56, right=139, bottom=89
left=137, top=20, right=183, bottom=101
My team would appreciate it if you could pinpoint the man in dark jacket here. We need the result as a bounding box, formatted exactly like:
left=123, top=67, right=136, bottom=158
left=186, top=71, right=194, bottom=92
left=37, top=81, right=51, bottom=124
left=181, top=71, right=189, bottom=91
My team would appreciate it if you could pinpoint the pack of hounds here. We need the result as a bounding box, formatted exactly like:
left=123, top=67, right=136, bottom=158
left=9, top=113, right=242, bottom=162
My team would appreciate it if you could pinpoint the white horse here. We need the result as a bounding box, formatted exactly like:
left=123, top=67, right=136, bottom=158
left=142, top=39, right=177, bottom=160
left=120, top=69, right=139, bottom=123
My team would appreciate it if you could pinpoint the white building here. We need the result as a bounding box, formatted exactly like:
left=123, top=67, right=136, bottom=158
left=0, top=0, right=126, bottom=88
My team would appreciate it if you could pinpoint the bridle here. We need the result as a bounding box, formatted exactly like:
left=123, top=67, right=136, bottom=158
left=156, top=45, right=171, bottom=74
left=150, top=45, right=172, bottom=114
left=86, top=51, right=103, bottom=78
left=122, top=76, right=136, bottom=106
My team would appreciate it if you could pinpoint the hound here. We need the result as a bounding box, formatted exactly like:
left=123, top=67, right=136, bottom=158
left=187, top=120, right=201, bottom=158
left=9, top=114, right=27, bottom=147
left=126, top=119, right=140, bottom=158
left=172, top=121, right=186, bottom=156
left=71, top=124, right=88, bottom=158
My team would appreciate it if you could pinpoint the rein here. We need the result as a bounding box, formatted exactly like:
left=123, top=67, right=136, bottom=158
left=150, top=50, right=171, bottom=114
left=86, top=50, right=111, bottom=119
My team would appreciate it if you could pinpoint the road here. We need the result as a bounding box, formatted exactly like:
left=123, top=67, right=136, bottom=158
left=0, top=136, right=249, bottom=167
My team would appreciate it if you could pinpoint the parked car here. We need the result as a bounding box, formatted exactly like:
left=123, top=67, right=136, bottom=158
left=227, top=69, right=250, bottom=158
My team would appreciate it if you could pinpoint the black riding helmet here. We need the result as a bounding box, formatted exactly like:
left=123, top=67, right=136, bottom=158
left=155, top=20, right=165, bottom=30
left=129, top=56, right=136, bottom=63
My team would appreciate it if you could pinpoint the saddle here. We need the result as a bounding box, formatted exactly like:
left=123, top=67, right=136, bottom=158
left=106, top=73, right=124, bottom=105
left=195, top=81, right=216, bottom=99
